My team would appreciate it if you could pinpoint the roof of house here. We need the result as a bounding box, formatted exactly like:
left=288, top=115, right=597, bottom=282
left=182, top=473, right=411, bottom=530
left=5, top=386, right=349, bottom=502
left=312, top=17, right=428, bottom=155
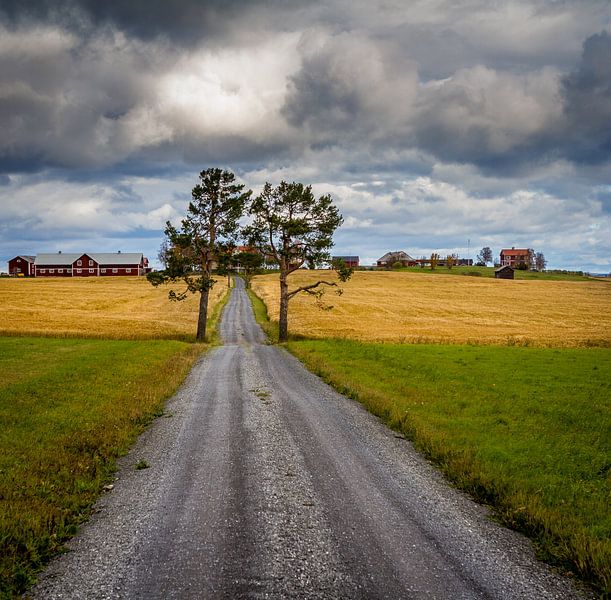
left=500, top=248, right=529, bottom=255
left=377, top=251, right=414, bottom=262
left=34, top=252, right=144, bottom=266
left=332, top=256, right=359, bottom=261
left=495, top=265, right=515, bottom=272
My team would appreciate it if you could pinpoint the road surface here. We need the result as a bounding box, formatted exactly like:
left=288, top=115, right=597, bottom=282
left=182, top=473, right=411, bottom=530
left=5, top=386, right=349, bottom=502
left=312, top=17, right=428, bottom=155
left=31, top=278, right=590, bottom=599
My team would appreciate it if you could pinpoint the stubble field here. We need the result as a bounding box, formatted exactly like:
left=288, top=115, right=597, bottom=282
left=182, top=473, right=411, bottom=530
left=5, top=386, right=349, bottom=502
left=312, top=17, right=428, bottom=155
left=0, top=276, right=227, bottom=340
left=251, top=270, right=611, bottom=347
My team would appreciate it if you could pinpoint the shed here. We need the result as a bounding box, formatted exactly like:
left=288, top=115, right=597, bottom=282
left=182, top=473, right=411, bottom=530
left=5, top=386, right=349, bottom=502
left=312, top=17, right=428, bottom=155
left=495, top=265, right=515, bottom=279
left=332, top=256, right=359, bottom=268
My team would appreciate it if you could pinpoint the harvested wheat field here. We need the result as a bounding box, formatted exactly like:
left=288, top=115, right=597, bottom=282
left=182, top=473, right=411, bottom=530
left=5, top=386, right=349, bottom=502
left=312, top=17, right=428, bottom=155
left=251, top=270, right=611, bottom=347
left=0, top=276, right=227, bottom=340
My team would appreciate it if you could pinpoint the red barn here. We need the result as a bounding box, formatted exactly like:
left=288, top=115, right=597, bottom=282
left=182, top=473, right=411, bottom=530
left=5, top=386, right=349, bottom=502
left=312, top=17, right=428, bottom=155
left=8, top=255, right=35, bottom=276
left=332, top=255, right=360, bottom=268
left=33, top=252, right=149, bottom=277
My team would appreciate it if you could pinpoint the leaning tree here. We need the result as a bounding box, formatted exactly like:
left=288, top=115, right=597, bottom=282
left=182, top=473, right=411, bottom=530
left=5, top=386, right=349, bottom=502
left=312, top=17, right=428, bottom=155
left=245, top=181, right=352, bottom=342
left=147, top=168, right=251, bottom=341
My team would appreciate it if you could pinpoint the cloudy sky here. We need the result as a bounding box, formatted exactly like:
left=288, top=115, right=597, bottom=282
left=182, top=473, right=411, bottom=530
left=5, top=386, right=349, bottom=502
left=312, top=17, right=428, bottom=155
left=1, top=0, right=610, bottom=272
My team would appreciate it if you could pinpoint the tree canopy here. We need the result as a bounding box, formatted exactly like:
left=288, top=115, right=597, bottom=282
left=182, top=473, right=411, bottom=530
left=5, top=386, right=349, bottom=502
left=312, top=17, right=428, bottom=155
left=148, top=168, right=251, bottom=341
left=477, top=246, right=493, bottom=266
left=245, top=181, right=351, bottom=341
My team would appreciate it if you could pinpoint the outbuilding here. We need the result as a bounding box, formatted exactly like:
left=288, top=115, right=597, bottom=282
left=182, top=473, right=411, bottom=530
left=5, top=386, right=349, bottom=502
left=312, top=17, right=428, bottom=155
left=332, top=256, right=359, bottom=268
left=495, top=265, right=515, bottom=279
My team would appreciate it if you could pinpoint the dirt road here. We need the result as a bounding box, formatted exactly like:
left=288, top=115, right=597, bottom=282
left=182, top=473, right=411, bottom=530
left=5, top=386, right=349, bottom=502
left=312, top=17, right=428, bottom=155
left=31, top=278, right=590, bottom=599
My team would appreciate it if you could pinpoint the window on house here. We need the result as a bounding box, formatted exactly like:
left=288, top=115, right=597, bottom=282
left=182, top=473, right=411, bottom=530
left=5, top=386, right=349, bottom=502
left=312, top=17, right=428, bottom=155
left=126, top=268, right=131, bottom=273
left=49, top=269, right=55, bottom=274
left=101, top=268, right=106, bottom=273
left=40, top=269, right=46, bottom=273
left=58, top=269, right=64, bottom=273
left=112, top=268, right=118, bottom=273
left=17, top=259, right=21, bottom=263
left=77, top=269, right=82, bottom=273
left=89, top=269, right=94, bottom=273
left=77, top=260, right=82, bottom=266
left=89, top=260, right=93, bottom=266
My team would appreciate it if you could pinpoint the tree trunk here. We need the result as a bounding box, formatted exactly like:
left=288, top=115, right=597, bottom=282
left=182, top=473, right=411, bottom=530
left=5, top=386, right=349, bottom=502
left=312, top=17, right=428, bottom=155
left=278, top=273, right=289, bottom=342
left=196, top=286, right=210, bottom=342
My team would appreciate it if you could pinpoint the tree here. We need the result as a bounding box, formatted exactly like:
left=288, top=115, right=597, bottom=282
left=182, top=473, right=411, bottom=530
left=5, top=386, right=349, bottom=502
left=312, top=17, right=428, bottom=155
left=147, top=168, right=251, bottom=341
left=430, top=252, right=439, bottom=270
left=535, top=251, right=547, bottom=271
left=245, top=181, right=352, bottom=342
left=477, top=246, right=493, bottom=266
left=446, top=254, right=455, bottom=269
left=527, top=248, right=535, bottom=270
left=233, top=250, right=264, bottom=288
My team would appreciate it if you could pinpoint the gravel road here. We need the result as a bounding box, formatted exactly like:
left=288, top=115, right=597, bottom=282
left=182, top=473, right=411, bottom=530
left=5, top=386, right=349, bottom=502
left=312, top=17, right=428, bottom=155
left=30, top=278, right=591, bottom=599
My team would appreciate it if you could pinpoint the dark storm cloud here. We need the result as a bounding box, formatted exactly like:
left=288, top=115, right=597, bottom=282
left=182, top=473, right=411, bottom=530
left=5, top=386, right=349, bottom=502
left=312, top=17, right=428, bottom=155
left=562, top=31, right=611, bottom=163
left=0, top=0, right=308, bottom=45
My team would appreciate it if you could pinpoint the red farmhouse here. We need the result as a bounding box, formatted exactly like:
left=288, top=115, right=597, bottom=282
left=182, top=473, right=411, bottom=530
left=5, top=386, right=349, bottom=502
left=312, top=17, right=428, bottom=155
left=33, top=252, right=150, bottom=277
left=8, top=255, right=35, bottom=276
left=500, top=247, right=531, bottom=268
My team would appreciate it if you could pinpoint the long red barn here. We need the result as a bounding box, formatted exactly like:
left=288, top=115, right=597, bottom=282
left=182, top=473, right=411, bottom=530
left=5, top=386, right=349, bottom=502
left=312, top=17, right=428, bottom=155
left=8, top=252, right=150, bottom=277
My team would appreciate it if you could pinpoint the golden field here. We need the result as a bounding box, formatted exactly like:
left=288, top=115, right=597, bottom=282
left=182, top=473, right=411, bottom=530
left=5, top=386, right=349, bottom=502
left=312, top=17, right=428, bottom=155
left=0, top=276, right=227, bottom=340
left=251, top=270, right=611, bottom=347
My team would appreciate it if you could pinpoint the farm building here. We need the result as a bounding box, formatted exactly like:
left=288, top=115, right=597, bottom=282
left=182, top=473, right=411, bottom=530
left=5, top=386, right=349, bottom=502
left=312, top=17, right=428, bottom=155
left=32, top=252, right=150, bottom=277
left=495, top=265, right=515, bottom=279
left=500, top=247, right=533, bottom=269
left=377, top=251, right=416, bottom=267
left=332, top=256, right=359, bottom=268
left=8, top=255, right=35, bottom=276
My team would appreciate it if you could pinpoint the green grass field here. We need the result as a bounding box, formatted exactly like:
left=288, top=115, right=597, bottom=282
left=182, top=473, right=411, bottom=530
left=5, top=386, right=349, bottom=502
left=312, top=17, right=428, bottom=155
left=0, top=336, right=206, bottom=598
left=286, top=338, right=610, bottom=593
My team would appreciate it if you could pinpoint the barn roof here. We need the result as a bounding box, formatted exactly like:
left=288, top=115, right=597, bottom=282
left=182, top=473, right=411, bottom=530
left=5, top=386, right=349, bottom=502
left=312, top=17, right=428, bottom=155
left=35, top=253, right=81, bottom=265
left=332, top=255, right=359, bottom=261
left=89, top=253, right=143, bottom=265
left=495, top=265, right=515, bottom=272
left=34, top=252, right=144, bottom=265
left=12, top=255, right=35, bottom=263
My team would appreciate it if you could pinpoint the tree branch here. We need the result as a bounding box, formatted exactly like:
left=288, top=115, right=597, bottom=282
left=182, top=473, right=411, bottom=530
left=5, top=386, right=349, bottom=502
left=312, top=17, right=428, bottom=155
left=287, top=279, right=338, bottom=299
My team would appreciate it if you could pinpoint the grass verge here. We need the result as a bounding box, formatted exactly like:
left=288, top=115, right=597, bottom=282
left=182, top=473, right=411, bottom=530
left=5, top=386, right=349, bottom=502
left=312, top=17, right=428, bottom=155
left=0, top=337, right=205, bottom=598
left=247, top=286, right=278, bottom=342
left=285, top=339, right=610, bottom=595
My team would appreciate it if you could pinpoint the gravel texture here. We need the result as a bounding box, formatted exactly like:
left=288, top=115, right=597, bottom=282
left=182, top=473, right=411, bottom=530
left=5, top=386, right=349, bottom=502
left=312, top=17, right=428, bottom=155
left=29, top=278, right=593, bottom=599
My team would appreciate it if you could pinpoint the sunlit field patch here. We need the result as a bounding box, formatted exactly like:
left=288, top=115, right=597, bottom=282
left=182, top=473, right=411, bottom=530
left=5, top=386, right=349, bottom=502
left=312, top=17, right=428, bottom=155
left=251, top=270, right=611, bottom=347
left=0, top=276, right=228, bottom=341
